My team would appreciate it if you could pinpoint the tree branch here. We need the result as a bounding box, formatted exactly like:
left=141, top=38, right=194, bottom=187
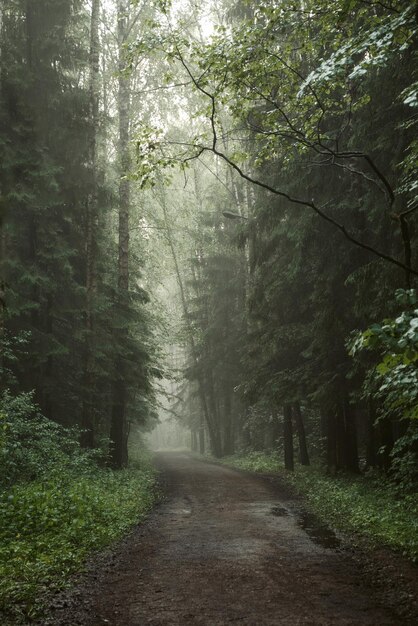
left=170, top=48, right=417, bottom=279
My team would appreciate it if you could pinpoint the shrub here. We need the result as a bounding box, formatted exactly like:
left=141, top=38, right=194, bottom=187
left=0, top=390, right=100, bottom=488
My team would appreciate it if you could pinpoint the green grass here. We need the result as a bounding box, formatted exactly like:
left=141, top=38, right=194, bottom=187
left=220, top=451, right=283, bottom=474
left=0, top=460, right=158, bottom=624
left=218, top=452, right=418, bottom=562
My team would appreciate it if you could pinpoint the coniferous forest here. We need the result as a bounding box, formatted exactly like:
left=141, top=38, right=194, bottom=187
left=0, top=1, right=417, bottom=624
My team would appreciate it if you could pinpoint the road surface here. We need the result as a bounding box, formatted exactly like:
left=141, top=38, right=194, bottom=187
left=44, top=452, right=416, bottom=625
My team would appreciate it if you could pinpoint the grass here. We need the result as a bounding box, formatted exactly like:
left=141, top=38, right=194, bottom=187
left=0, top=457, right=158, bottom=624
left=218, top=451, right=418, bottom=562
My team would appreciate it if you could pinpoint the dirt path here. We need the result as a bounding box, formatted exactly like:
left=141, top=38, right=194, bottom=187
left=44, top=452, right=417, bottom=625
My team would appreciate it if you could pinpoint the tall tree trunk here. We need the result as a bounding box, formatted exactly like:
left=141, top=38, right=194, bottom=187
left=0, top=3, right=5, bottom=362
left=110, top=0, right=131, bottom=468
left=334, top=395, right=359, bottom=473
left=283, top=404, right=294, bottom=471
left=42, top=294, right=53, bottom=420
left=199, top=413, right=205, bottom=454
left=335, top=403, right=346, bottom=470
left=191, top=428, right=197, bottom=452
left=342, top=394, right=359, bottom=472
left=206, top=370, right=222, bottom=457
left=81, top=0, right=100, bottom=449
left=326, top=407, right=337, bottom=475
left=319, top=406, right=328, bottom=463
left=159, top=190, right=217, bottom=456
left=292, top=403, right=310, bottom=466
left=269, top=409, right=281, bottom=451
left=365, top=397, right=377, bottom=468
left=223, top=384, right=234, bottom=456
left=0, top=208, right=5, bottom=368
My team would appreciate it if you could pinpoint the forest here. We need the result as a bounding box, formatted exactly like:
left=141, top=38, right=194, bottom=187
left=0, top=0, right=417, bottom=624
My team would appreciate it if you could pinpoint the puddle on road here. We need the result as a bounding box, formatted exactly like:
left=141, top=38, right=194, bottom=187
left=268, top=504, right=340, bottom=550
left=296, top=510, right=340, bottom=550
left=270, top=505, right=288, bottom=517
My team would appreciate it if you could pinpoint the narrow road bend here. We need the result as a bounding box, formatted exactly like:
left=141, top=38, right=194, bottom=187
left=45, top=452, right=417, bottom=625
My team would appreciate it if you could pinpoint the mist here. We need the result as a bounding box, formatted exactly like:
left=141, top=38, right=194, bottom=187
left=0, top=0, right=417, bottom=624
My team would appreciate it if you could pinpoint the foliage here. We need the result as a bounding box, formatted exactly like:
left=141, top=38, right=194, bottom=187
left=288, top=467, right=418, bottom=563
left=0, top=0, right=160, bottom=461
left=0, top=332, right=30, bottom=389
left=350, top=289, right=418, bottom=422
left=1, top=4, right=417, bottom=619
left=0, top=389, right=158, bottom=622
left=0, top=391, right=102, bottom=488
left=0, top=463, right=157, bottom=623
left=130, top=0, right=418, bottom=474
left=350, top=289, right=418, bottom=489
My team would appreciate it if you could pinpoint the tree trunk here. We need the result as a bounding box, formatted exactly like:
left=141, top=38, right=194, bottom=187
left=199, top=412, right=205, bottom=454
left=339, top=395, right=359, bottom=472
left=191, top=428, right=197, bottom=452
left=334, top=396, right=359, bottom=473
left=292, top=403, right=310, bottom=466
left=223, top=384, right=234, bottom=456
left=81, top=0, right=100, bottom=449
left=109, top=0, right=131, bottom=468
left=159, top=191, right=217, bottom=457
left=110, top=378, right=127, bottom=467
left=319, top=406, right=328, bottom=463
left=343, top=395, right=359, bottom=472
left=0, top=3, right=5, bottom=364
left=335, top=403, right=346, bottom=470
left=0, top=210, right=5, bottom=367
left=270, top=409, right=281, bottom=450
left=42, top=294, right=53, bottom=420
left=326, top=407, right=337, bottom=475
left=206, top=369, right=222, bottom=457
left=365, top=397, right=377, bottom=468
left=283, top=404, right=294, bottom=471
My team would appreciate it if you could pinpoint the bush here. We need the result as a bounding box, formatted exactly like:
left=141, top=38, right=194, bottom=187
left=350, top=289, right=418, bottom=490
left=0, top=390, right=100, bottom=488
left=0, top=390, right=158, bottom=623
left=0, top=465, right=157, bottom=623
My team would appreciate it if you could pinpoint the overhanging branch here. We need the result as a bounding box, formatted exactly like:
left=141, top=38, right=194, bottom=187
left=172, top=48, right=417, bottom=279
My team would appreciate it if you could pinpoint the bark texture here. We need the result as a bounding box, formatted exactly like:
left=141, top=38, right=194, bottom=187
left=109, top=0, right=131, bottom=468
left=81, top=0, right=100, bottom=449
left=283, top=404, right=294, bottom=471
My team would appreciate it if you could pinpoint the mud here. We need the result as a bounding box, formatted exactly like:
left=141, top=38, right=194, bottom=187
left=41, top=452, right=418, bottom=625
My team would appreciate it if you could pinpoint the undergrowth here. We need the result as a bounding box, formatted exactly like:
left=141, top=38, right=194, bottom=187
left=219, top=452, right=418, bottom=562
left=0, top=391, right=158, bottom=624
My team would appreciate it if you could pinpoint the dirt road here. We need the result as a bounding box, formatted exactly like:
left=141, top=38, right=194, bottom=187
left=45, top=452, right=417, bottom=625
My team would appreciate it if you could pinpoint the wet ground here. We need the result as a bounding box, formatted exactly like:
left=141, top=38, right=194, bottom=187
left=43, top=452, right=418, bottom=625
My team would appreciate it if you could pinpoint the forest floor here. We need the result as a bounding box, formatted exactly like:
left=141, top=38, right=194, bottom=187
left=40, top=452, right=418, bottom=626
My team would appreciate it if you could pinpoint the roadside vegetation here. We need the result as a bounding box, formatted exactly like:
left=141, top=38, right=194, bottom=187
left=0, top=392, right=158, bottom=624
left=218, top=452, right=418, bottom=562
left=1, top=0, right=417, bottom=620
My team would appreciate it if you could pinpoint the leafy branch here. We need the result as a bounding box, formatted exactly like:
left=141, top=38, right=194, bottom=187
left=169, top=48, right=418, bottom=281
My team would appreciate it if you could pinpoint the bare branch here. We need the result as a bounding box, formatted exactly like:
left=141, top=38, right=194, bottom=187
left=206, top=145, right=418, bottom=277
left=240, top=81, right=395, bottom=204
left=164, top=47, right=416, bottom=278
